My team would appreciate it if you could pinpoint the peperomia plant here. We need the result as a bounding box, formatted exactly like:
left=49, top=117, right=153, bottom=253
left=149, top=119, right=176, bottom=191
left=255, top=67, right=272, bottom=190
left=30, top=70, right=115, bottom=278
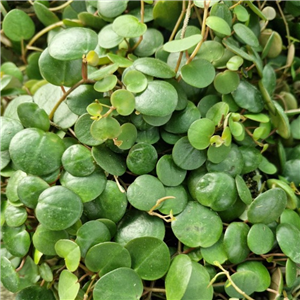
left=1, top=1, right=300, bottom=300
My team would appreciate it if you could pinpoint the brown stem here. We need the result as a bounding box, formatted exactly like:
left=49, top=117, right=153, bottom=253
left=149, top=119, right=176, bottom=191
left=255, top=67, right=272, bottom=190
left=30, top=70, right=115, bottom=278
left=169, top=0, right=186, bottom=41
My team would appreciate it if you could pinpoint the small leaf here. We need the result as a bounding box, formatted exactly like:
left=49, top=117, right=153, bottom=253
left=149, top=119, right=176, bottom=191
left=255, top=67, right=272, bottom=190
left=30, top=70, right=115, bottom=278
left=94, top=75, right=117, bottom=92
left=206, top=16, right=231, bottom=36
left=163, top=34, right=202, bottom=53
left=3, top=9, right=35, bottom=41
left=55, top=240, right=81, bottom=272
left=233, top=23, right=260, bottom=47
left=58, top=270, right=79, bottom=300
left=111, top=89, right=135, bottom=116
left=113, top=15, right=147, bottom=38
left=123, top=70, right=148, bottom=93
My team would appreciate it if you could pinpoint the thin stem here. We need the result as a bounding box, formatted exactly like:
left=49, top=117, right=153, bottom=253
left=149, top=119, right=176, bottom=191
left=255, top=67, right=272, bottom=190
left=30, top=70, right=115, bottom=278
left=24, top=21, right=65, bottom=58
left=148, top=196, right=176, bottom=222
left=143, top=287, right=166, bottom=293
left=130, top=1, right=145, bottom=52
left=229, top=0, right=243, bottom=10
left=114, top=175, right=125, bottom=193
left=276, top=1, right=291, bottom=48
left=169, top=1, right=186, bottom=41
left=49, top=0, right=73, bottom=11
left=0, top=2, right=7, bottom=16
left=213, top=262, right=255, bottom=300
left=49, top=79, right=95, bottom=120
left=16, top=257, right=26, bottom=272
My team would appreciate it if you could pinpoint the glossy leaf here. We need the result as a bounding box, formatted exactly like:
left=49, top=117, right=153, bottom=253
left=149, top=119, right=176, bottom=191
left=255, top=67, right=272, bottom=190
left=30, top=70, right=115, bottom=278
left=0, top=116, right=23, bottom=151
left=201, top=235, right=228, bottom=265
left=247, top=188, right=287, bottom=224
left=86, top=242, right=131, bottom=275
left=58, top=270, right=79, bottom=300
left=115, top=123, right=137, bottom=150
left=123, top=70, right=148, bottom=93
left=90, top=116, right=121, bottom=141
left=93, top=268, right=143, bottom=300
left=113, top=15, right=147, bottom=38
left=247, top=223, right=275, bottom=255
left=55, top=239, right=81, bottom=272
left=97, top=0, right=128, bottom=19
left=234, top=23, right=260, bottom=47
left=98, top=24, right=123, bottom=49
left=125, top=237, right=170, bottom=280
left=3, top=9, right=35, bottom=41
left=111, top=89, right=135, bottom=116
left=135, top=80, right=178, bottom=117
left=16, top=286, right=55, bottom=300
left=48, top=27, right=98, bottom=60
left=213, top=70, right=240, bottom=94
left=235, top=175, right=252, bottom=205
left=1, top=256, right=20, bottom=293
left=172, top=201, right=223, bottom=248
left=163, top=34, right=202, bottom=53
left=4, top=205, right=27, bottom=227
left=181, top=59, right=215, bottom=88
left=188, top=118, right=215, bottom=150
left=206, top=16, right=231, bottom=36
left=127, top=174, right=165, bottom=211
left=36, top=186, right=83, bottom=230
left=94, top=75, right=117, bottom=92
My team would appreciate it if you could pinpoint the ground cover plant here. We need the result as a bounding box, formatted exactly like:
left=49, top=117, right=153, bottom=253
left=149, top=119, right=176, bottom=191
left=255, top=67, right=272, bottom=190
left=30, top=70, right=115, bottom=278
left=1, top=0, right=300, bottom=299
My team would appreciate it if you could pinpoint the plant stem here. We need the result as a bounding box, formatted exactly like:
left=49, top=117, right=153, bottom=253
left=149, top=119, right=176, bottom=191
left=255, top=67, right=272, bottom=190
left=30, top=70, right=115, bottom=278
left=24, top=21, right=65, bottom=58
left=49, top=79, right=95, bottom=120
left=130, top=1, right=145, bottom=52
left=169, top=0, right=186, bottom=41
left=49, top=0, right=73, bottom=11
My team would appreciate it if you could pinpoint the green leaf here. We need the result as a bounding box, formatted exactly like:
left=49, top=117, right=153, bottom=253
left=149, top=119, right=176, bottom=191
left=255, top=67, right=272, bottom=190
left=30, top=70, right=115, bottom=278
left=156, top=154, right=187, bottom=187
left=172, top=201, right=223, bottom=248
left=123, top=70, right=148, bottom=93
left=94, top=180, right=127, bottom=223
left=91, top=116, right=121, bottom=141
left=93, top=268, right=143, bottom=300
left=55, top=240, right=81, bottom=272
left=181, top=59, right=215, bottom=88
left=235, top=175, right=252, bottom=205
left=188, top=118, right=215, bottom=150
left=135, top=80, right=178, bottom=117
left=86, top=242, right=131, bottom=275
left=126, top=142, right=158, bottom=175
left=98, top=24, right=124, bottom=49
left=6, top=170, right=27, bottom=203
left=58, top=270, right=80, bottom=300
left=32, top=224, right=69, bottom=256
left=226, top=55, right=244, bottom=71
left=125, top=237, right=170, bottom=280
left=0, top=116, right=23, bottom=151
left=133, top=57, right=176, bottom=79
left=16, top=286, right=55, bottom=300
left=285, top=258, right=297, bottom=287
left=225, top=270, right=260, bottom=298
left=107, top=53, right=133, bottom=68
left=94, top=75, right=117, bottom=92
left=194, top=0, right=219, bottom=8
left=115, top=123, right=137, bottom=150
left=89, top=64, right=119, bottom=81
left=127, top=174, right=165, bottom=211
left=17, top=102, right=50, bottom=131
left=4, top=205, right=27, bottom=227
left=234, top=5, right=250, bottom=22
left=195, top=172, right=237, bottom=211
left=222, top=38, right=254, bottom=62
left=48, top=27, right=98, bottom=60
left=3, top=9, right=35, bottom=41
left=247, top=223, right=275, bottom=255
left=97, top=0, right=128, bottom=19
left=39, top=48, right=82, bottom=87
left=233, top=23, right=260, bottom=47
left=239, top=146, right=263, bottom=174
left=62, top=144, right=95, bottom=177
left=276, top=223, right=300, bottom=263
left=206, top=102, right=229, bottom=127
left=75, top=220, right=111, bottom=257
left=172, top=136, right=206, bottom=170
left=113, top=15, right=147, bottom=38
left=248, top=188, right=287, bottom=224
left=214, top=70, right=240, bottom=94
left=201, top=235, right=228, bottom=265
left=206, top=16, right=231, bottom=36
left=196, top=41, right=224, bottom=63
left=163, top=34, right=202, bottom=53
left=224, top=222, right=250, bottom=264
left=33, top=2, right=60, bottom=26
left=92, top=144, right=126, bottom=176
left=36, top=186, right=83, bottom=230
left=114, top=209, right=165, bottom=246
left=280, top=209, right=300, bottom=231
left=9, top=128, right=65, bottom=176
left=111, top=89, right=135, bottom=116
left=1, top=256, right=20, bottom=293
left=2, top=224, right=31, bottom=257
left=60, top=167, right=107, bottom=203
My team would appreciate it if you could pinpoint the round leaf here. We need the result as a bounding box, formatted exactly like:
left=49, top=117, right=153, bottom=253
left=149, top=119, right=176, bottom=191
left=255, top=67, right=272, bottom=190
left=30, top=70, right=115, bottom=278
left=135, top=80, right=178, bottom=117
left=75, top=220, right=111, bottom=257
left=3, top=9, right=35, bottom=41
left=181, top=59, right=215, bottom=88
left=94, top=75, right=117, bottom=92
left=98, top=24, right=123, bottom=49
left=62, top=144, right=95, bottom=177
left=163, top=34, right=202, bottom=53
left=276, top=223, right=300, bottom=263
left=247, top=223, right=275, bottom=255
left=127, top=174, right=165, bottom=211
left=86, top=242, right=131, bottom=275
left=93, top=268, right=143, bottom=300
left=55, top=240, right=80, bottom=272
left=16, top=286, right=55, bottom=300
left=206, top=16, right=231, bottom=36
left=113, top=15, right=147, bottom=38
left=111, top=89, right=135, bottom=116
left=247, top=188, right=287, bottom=224
left=4, top=205, right=27, bottom=227
left=0, top=116, right=23, bottom=151
left=36, top=186, right=83, bottom=230
left=156, top=154, right=187, bottom=186
left=188, top=118, right=215, bottom=150
left=60, top=167, right=107, bottom=203
left=213, top=70, right=240, bottom=94
left=90, top=117, right=121, bottom=141
left=172, top=201, right=223, bottom=248
left=58, top=270, right=79, bottom=300
left=9, top=128, right=65, bottom=176
left=123, top=70, right=148, bottom=93
left=48, top=27, right=98, bottom=60
left=115, top=123, right=137, bottom=150
left=97, top=0, right=128, bottom=19
left=125, top=237, right=170, bottom=280
left=201, top=235, right=228, bottom=265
